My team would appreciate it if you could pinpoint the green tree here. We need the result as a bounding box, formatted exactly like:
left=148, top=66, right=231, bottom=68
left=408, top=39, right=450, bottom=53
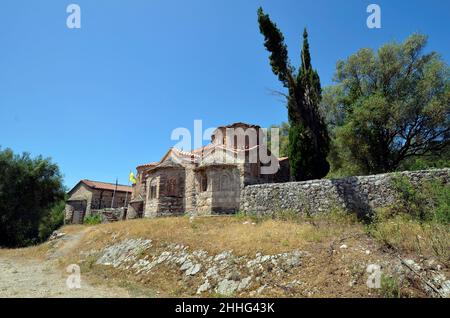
left=267, top=122, right=289, bottom=157
left=38, top=198, right=66, bottom=241
left=322, top=34, right=450, bottom=175
left=0, top=147, right=65, bottom=247
left=257, top=8, right=330, bottom=181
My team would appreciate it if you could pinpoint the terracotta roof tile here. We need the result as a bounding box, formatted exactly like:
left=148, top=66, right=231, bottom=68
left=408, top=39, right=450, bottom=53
left=136, top=162, right=159, bottom=169
left=81, top=179, right=132, bottom=193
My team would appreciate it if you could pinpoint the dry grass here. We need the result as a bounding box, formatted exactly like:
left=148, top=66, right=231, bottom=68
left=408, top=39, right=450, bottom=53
left=72, top=213, right=361, bottom=257
left=0, top=243, right=49, bottom=260
left=368, top=214, right=450, bottom=263
left=57, top=213, right=390, bottom=298
left=1, top=211, right=441, bottom=298
left=0, top=225, right=87, bottom=260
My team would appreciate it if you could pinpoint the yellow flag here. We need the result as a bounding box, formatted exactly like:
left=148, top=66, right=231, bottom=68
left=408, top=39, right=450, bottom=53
left=129, top=171, right=137, bottom=184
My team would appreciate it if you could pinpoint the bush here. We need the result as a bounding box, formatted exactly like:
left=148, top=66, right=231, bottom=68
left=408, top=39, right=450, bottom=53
left=367, top=213, right=449, bottom=261
left=0, top=147, right=65, bottom=247
left=390, top=175, right=450, bottom=223
left=367, top=175, right=450, bottom=262
left=38, top=199, right=66, bottom=241
left=84, top=214, right=102, bottom=225
left=379, top=275, right=402, bottom=298
left=428, top=180, right=450, bottom=224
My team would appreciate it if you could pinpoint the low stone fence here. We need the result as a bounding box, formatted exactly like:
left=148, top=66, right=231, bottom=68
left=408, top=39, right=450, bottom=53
left=240, top=169, right=450, bottom=216
left=91, top=208, right=127, bottom=223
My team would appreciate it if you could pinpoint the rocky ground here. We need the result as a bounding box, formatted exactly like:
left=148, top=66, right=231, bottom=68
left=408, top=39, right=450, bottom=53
left=0, top=257, right=130, bottom=297
left=94, top=238, right=309, bottom=296
left=0, top=217, right=449, bottom=298
left=0, top=230, right=130, bottom=298
left=85, top=234, right=450, bottom=298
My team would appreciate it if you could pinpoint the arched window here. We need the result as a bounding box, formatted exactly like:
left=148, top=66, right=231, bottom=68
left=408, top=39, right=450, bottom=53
left=220, top=173, right=230, bottom=191
left=149, top=178, right=158, bottom=199
left=200, top=172, right=207, bottom=192
left=167, top=177, right=178, bottom=197
left=140, top=180, right=146, bottom=197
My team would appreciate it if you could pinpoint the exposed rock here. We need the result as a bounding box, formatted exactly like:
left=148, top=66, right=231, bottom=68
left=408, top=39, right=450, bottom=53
left=256, top=284, right=267, bottom=294
left=238, top=276, right=252, bottom=291
left=95, top=239, right=315, bottom=296
left=96, top=239, right=152, bottom=268
left=206, top=266, right=219, bottom=278
left=185, top=263, right=201, bottom=276
left=214, top=251, right=232, bottom=262
left=49, top=231, right=65, bottom=241
left=401, top=258, right=450, bottom=298
left=285, top=251, right=302, bottom=267
left=180, top=260, right=193, bottom=271
left=216, top=279, right=239, bottom=296
left=196, top=280, right=210, bottom=294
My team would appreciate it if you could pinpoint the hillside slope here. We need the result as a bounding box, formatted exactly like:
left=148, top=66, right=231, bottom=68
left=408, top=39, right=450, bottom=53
left=1, top=214, right=448, bottom=298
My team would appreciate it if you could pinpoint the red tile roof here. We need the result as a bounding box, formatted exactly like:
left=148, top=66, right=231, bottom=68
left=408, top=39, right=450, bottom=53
left=136, top=162, right=159, bottom=169
left=135, top=123, right=287, bottom=170
left=81, top=179, right=132, bottom=193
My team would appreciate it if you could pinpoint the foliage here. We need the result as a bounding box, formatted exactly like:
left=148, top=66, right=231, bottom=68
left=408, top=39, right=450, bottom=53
left=267, top=121, right=289, bottom=157
left=84, top=214, right=102, bottom=225
left=322, top=34, right=450, bottom=176
left=367, top=176, right=450, bottom=262
left=38, top=199, right=66, bottom=241
left=379, top=275, right=402, bottom=298
left=258, top=8, right=330, bottom=181
left=390, top=174, right=450, bottom=223
left=399, top=145, right=450, bottom=171
left=0, top=147, right=65, bottom=247
left=367, top=212, right=449, bottom=261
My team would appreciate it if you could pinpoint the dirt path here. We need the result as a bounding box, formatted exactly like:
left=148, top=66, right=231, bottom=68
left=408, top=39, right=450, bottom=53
left=0, top=229, right=131, bottom=298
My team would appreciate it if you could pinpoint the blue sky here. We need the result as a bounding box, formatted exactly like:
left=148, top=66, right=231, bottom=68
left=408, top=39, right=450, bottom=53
left=1, top=0, right=449, bottom=189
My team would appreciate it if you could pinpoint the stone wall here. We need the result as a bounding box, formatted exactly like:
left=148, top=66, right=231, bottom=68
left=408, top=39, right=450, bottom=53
left=91, top=208, right=126, bottom=223
left=144, top=168, right=186, bottom=217
left=91, top=190, right=129, bottom=210
left=241, top=169, right=450, bottom=216
left=195, top=166, right=241, bottom=215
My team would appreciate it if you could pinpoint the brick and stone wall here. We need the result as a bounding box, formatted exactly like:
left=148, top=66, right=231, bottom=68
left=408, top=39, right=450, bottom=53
left=91, top=208, right=126, bottom=223
left=144, top=168, right=186, bottom=217
left=241, top=169, right=450, bottom=216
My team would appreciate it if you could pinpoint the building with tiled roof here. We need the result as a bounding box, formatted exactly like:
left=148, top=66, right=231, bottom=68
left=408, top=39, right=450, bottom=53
left=65, top=179, right=132, bottom=224
left=127, top=122, right=290, bottom=219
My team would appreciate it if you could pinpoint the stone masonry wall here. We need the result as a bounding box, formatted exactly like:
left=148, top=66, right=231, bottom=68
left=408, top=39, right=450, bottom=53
left=241, top=169, right=450, bottom=216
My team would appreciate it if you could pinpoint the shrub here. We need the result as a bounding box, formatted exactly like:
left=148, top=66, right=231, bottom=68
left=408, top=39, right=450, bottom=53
left=234, top=211, right=247, bottom=221
left=84, top=214, right=102, bottom=225
left=367, top=176, right=450, bottom=262
left=379, top=275, right=402, bottom=298
left=428, top=180, right=450, bottom=224
left=0, top=147, right=65, bottom=247
left=38, top=199, right=66, bottom=241
left=390, top=174, right=450, bottom=223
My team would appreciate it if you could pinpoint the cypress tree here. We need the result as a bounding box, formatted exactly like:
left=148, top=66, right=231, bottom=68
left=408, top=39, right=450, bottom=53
left=258, top=8, right=330, bottom=180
